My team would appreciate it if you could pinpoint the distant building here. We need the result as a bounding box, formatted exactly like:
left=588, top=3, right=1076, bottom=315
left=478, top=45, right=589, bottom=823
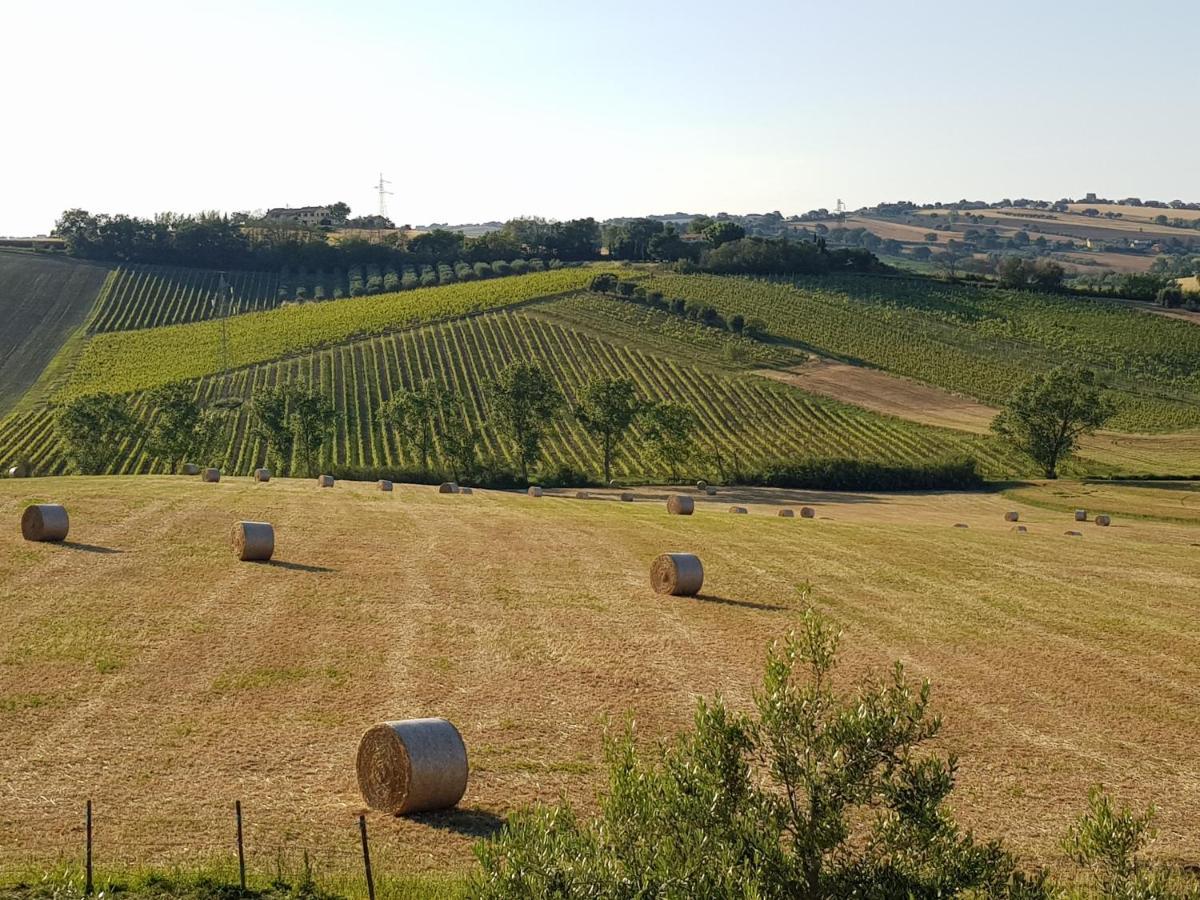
left=265, top=206, right=337, bottom=226
left=1084, top=192, right=1098, bottom=202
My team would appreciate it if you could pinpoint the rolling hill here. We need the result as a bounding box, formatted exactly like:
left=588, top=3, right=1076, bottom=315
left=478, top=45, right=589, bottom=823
left=0, top=251, right=111, bottom=416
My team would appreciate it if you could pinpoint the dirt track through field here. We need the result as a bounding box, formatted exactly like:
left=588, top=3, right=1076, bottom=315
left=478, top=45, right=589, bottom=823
left=2, top=477, right=1199, bottom=877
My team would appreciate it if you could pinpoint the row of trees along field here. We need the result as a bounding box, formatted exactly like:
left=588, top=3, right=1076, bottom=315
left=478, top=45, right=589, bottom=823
left=53, top=210, right=605, bottom=271
left=89, top=258, right=568, bottom=332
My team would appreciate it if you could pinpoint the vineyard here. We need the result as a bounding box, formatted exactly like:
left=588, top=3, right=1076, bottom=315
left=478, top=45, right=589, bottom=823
left=88, top=259, right=564, bottom=333
left=0, top=308, right=1028, bottom=479
left=644, top=273, right=1200, bottom=432
left=64, top=268, right=605, bottom=396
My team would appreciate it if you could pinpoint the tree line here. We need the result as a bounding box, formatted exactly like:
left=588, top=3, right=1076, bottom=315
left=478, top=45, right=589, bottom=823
left=52, top=363, right=700, bottom=486
left=53, top=210, right=603, bottom=272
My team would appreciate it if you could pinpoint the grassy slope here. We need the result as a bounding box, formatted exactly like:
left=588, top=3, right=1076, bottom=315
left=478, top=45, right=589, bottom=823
left=2, top=476, right=1198, bottom=876
left=0, top=303, right=1026, bottom=477
left=0, top=252, right=111, bottom=416
left=645, top=273, right=1200, bottom=432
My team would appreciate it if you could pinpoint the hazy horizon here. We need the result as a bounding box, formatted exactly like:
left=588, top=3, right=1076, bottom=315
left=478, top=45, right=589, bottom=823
left=4, top=0, right=1198, bottom=236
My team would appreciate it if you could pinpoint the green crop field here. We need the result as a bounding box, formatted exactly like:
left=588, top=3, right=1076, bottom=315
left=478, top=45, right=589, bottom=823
left=64, top=268, right=603, bottom=396
left=0, top=306, right=1025, bottom=478
left=644, top=273, right=1200, bottom=432
left=88, top=261, right=562, bottom=333
left=0, top=252, right=112, bottom=416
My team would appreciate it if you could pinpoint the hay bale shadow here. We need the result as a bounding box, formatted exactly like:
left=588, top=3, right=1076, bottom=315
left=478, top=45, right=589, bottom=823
left=61, top=541, right=123, bottom=554
left=691, top=593, right=790, bottom=612
left=263, top=560, right=336, bottom=573
left=408, top=807, right=505, bottom=838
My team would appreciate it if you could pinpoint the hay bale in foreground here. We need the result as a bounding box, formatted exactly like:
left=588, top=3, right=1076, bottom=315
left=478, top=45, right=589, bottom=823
left=1095, top=514, right=1111, bottom=527
left=202, top=468, right=220, bottom=483
left=231, top=521, right=274, bottom=561
left=650, top=552, right=704, bottom=596
left=318, top=474, right=335, bottom=488
left=800, top=507, right=816, bottom=519
left=1004, top=511, right=1019, bottom=522
left=729, top=506, right=748, bottom=514
left=528, top=486, right=543, bottom=497
left=21, top=504, right=69, bottom=542
left=438, top=482, right=458, bottom=494
left=778, top=508, right=795, bottom=518
left=620, top=492, right=634, bottom=502
left=377, top=480, right=393, bottom=491
left=254, top=468, right=271, bottom=483
left=356, top=718, right=469, bottom=815
left=666, top=494, right=694, bottom=516
left=181, top=463, right=200, bottom=476
left=575, top=491, right=590, bottom=500
left=1075, top=509, right=1087, bottom=522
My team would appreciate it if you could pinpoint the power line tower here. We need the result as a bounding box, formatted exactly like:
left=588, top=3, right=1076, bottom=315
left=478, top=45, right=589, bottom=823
left=374, top=173, right=394, bottom=219
left=211, top=273, right=242, bottom=410
left=835, top=198, right=847, bottom=217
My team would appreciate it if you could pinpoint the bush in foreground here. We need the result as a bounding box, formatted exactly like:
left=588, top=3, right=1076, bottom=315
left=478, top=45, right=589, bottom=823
left=472, top=606, right=1045, bottom=898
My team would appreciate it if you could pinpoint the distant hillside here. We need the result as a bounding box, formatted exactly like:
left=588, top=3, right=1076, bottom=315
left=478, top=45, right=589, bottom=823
left=0, top=251, right=111, bottom=416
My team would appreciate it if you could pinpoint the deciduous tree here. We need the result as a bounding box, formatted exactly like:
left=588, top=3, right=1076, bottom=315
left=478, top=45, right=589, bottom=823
left=575, top=377, right=641, bottom=483
left=487, top=363, right=562, bottom=480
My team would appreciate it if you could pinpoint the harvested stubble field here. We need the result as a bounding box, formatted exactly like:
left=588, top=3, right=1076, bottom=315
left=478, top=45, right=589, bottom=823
left=1, top=476, right=1199, bottom=880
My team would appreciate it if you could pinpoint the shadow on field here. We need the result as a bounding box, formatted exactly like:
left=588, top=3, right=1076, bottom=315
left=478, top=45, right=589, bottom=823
left=408, top=807, right=506, bottom=838
left=691, top=593, right=791, bottom=612
left=61, top=541, right=123, bottom=554
left=263, top=559, right=336, bottom=573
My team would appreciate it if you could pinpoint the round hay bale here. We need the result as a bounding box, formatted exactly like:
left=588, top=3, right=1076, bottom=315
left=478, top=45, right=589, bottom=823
left=459, top=487, right=473, bottom=495
left=1074, top=509, right=1087, bottom=522
left=575, top=491, right=590, bottom=500
left=356, top=718, right=469, bottom=815
left=231, top=521, right=274, bottom=561
left=6, top=467, right=20, bottom=478
left=608, top=479, right=619, bottom=488
left=729, top=506, right=748, bottom=514
left=778, top=508, right=795, bottom=518
left=705, top=487, right=716, bottom=496
left=1095, top=514, right=1111, bottom=527
left=181, top=463, right=200, bottom=476
left=254, top=468, right=271, bottom=483
left=1004, top=511, right=1019, bottom=522
left=202, top=467, right=221, bottom=483
left=438, top=482, right=458, bottom=494
left=800, top=507, right=816, bottom=519
left=650, top=552, right=704, bottom=596
left=953, top=523, right=969, bottom=529
left=528, top=486, right=543, bottom=497
left=318, top=474, right=334, bottom=488
left=696, top=480, right=708, bottom=492
left=21, top=504, right=69, bottom=542
left=666, top=494, right=694, bottom=515
left=1065, top=530, right=1082, bottom=537
left=1011, top=525, right=1028, bottom=534
left=377, top=479, right=393, bottom=491
left=620, top=492, right=634, bottom=502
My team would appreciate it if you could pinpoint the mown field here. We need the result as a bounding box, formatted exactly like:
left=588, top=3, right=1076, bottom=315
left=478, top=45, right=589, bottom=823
left=2, top=476, right=1199, bottom=883
left=643, top=273, right=1200, bottom=431
left=0, top=304, right=1023, bottom=478
left=0, top=253, right=111, bottom=416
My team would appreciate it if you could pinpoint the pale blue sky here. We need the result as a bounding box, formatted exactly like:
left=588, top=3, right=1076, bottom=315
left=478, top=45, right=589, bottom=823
left=3, top=0, right=1195, bottom=235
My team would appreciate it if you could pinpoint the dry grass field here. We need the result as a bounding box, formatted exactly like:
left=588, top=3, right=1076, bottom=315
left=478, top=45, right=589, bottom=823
left=2, top=476, right=1200, bottom=883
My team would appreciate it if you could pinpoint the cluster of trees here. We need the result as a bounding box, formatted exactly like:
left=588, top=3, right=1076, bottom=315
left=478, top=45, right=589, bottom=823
left=473, top=606, right=1194, bottom=898
left=590, top=273, right=767, bottom=338
left=700, top=236, right=883, bottom=276
left=53, top=210, right=602, bottom=272
left=53, top=363, right=704, bottom=485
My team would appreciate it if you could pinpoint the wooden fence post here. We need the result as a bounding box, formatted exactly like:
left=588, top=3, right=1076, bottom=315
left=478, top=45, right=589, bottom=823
left=85, top=799, right=93, bottom=896
left=235, top=800, right=246, bottom=891
left=358, top=815, right=375, bottom=900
